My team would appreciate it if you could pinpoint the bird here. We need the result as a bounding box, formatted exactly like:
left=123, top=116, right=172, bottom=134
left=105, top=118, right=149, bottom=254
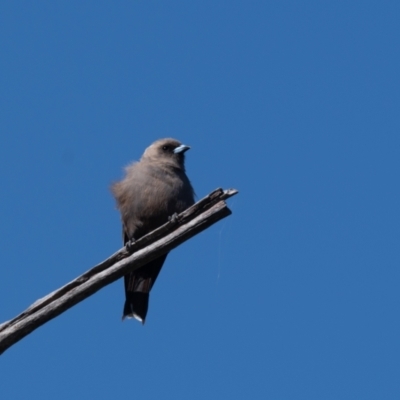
left=111, top=138, right=195, bottom=324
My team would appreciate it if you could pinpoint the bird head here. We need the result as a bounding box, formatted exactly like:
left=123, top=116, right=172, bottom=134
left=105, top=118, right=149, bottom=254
left=142, top=138, right=191, bottom=169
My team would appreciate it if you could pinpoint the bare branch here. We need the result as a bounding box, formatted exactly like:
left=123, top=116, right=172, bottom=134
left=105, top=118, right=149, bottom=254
left=0, top=188, right=238, bottom=355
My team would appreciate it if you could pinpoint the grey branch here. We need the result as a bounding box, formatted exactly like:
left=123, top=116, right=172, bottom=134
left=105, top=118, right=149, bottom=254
left=0, top=188, right=238, bottom=355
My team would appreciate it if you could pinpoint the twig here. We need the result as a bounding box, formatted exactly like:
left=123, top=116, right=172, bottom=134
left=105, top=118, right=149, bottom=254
left=0, top=188, right=238, bottom=355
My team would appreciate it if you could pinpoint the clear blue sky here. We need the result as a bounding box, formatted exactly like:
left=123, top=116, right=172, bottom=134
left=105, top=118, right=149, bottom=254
left=1, top=2, right=399, bottom=399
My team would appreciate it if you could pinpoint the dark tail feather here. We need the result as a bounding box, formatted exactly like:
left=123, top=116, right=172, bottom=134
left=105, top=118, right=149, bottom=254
left=122, top=253, right=168, bottom=323
left=123, top=292, right=149, bottom=324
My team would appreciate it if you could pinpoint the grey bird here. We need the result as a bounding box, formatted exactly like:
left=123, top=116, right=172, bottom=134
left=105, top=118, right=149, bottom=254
left=111, top=138, right=195, bottom=323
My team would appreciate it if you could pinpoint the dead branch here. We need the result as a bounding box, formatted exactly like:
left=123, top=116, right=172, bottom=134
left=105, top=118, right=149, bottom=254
left=0, top=188, right=238, bottom=355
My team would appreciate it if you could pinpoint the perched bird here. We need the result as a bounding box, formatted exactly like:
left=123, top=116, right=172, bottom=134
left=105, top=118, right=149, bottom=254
left=111, top=138, right=195, bottom=323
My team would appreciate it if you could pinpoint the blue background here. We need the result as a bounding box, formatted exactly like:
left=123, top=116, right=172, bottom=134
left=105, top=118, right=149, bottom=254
left=1, top=2, right=400, bottom=399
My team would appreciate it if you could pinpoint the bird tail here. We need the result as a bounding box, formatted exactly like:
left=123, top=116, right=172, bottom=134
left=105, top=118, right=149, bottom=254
left=123, top=292, right=149, bottom=324
left=122, top=254, right=168, bottom=323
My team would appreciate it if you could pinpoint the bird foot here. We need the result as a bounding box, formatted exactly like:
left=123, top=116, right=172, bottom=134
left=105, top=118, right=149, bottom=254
left=168, top=212, right=179, bottom=225
left=126, top=239, right=136, bottom=252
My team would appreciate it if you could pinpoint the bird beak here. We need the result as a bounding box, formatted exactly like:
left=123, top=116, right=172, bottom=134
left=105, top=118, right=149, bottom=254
left=173, top=144, right=191, bottom=154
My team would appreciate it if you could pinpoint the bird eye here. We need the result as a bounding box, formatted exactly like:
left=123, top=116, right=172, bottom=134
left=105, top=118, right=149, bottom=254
left=162, top=145, right=169, bottom=151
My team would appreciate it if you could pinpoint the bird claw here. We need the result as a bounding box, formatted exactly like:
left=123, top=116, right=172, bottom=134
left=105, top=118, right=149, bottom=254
left=168, top=212, right=179, bottom=225
left=126, top=239, right=136, bottom=252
